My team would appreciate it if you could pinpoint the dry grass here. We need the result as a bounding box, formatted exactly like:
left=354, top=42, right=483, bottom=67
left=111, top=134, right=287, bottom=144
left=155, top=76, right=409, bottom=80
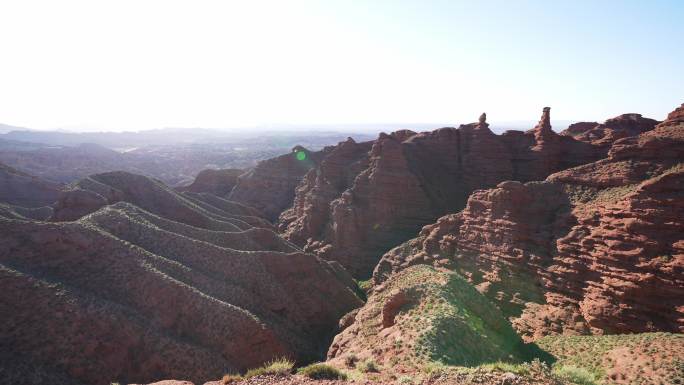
left=243, top=357, right=295, bottom=379
left=297, top=363, right=348, bottom=380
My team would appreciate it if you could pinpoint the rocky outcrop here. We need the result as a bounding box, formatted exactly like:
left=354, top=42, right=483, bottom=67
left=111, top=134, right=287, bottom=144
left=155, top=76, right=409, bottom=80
left=280, top=109, right=607, bottom=277
left=0, top=172, right=363, bottom=384
left=0, top=162, right=62, bottom=208
left=327, top=265, right=541, bottom=372
left=658, top=102, right=684, bottom=127
left=176, top=168, right=244, bottom=197
left=560, top=113, right=658, bottom=148
left=229, top=146, right=326, bottom=221
left=278, top=138, right=373, bottom=246
left=372, top=105, right=684, bottom=340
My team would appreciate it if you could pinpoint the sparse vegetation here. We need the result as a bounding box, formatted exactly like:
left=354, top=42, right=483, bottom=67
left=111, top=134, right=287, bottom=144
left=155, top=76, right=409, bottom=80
left=344, top=353, right=359, bottom=368
left=479, top=361, right=531, bottom=376
left=243, top=357, right=294, bottom=379
left=357, top=279, right=373, bottom=292
left=421, top=361, right=447, bottom=376
left=553, top=365, right=597, bottom=385
left=297, top=363, right=347, bottom=380
left=358, top=359, right=380, bottom=373
left=408, top=266, right=549, bottom=366
left=539, top=333, right=684, bottom=385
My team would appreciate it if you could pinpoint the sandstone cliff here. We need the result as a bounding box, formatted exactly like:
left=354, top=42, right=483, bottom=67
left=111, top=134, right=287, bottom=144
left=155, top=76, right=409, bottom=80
left=280, top=109, right=610, bottom=277
left=560, top=113, right=658, bottom=149
left=373, top=105, right=683, bottom=340
left=229, top=146, right=326, bottom=221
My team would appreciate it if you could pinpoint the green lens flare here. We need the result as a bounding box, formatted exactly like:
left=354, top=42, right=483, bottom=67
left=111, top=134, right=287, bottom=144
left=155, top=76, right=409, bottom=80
left=295, top=151, right=306, bottom=161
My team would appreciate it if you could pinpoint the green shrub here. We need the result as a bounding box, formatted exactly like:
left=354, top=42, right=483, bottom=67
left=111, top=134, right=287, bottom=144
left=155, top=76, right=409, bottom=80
left=397, top=375, right=414, bottom=384
left=244, top=357, right=294, bottom=378
left=358, top=359, right=380, bottom=373
left=480, top=361, right=530, bottom=375
left=357, top=279, right=373, bottom=292
left=297, top=363, right=347, bottom=380
left=421, top=361, right=446, bottom=375
left=553, top=365, right=597, bottom=385
left=344, top=353, right=358, bottom=368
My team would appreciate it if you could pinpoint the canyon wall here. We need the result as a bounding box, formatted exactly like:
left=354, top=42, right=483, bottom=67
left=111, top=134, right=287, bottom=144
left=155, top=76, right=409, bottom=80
left=373, top=109, right=683, bottom=340
left=279, top=109, right=654, bottom=277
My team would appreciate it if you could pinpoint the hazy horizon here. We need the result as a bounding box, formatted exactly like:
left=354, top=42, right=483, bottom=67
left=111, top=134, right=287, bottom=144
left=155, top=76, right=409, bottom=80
left=1, top=0, right=682, bottom=131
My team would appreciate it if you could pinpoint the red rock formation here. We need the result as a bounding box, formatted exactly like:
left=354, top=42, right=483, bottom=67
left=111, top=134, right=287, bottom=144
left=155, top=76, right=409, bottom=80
left=279, top=138, right=373, bottom=246
left=229, top=146, right=326, bottom=221
left=52, top=171, right=270, bottom=232
left=280, top=109, right=606, bottom=277
left=372, top=105, right=684, bottom=340
left=0, top=174, right=363, bottom=384
left=659, top=102, right=684, bottom=127
left=560, top=113, right=658, bottom=148
left=0, top=162, right=62, bottom=208
left=176, top=168, right=244, bottom=197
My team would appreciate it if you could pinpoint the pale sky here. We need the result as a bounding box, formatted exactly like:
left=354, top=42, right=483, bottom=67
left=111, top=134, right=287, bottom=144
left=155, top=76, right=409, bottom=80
left=1, top=0, right=682, bottom=131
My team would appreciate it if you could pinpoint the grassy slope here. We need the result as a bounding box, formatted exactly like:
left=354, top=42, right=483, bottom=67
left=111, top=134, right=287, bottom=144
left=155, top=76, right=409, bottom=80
left=361, top=265, right=548, bottom=368
left=538, top=333, right=684, bottom=385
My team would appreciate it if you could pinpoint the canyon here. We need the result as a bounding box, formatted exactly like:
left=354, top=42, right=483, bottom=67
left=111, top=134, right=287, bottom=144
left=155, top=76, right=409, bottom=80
left=0, top=104, right=682, bottom=385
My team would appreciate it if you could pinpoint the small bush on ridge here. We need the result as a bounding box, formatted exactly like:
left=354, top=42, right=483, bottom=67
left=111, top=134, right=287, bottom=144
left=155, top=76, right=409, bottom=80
left=358, top=359, right=380, bottom=373
left=244, top=357, right=294, bottom=379
left=553, top=365, right=597, bottom=385
left=297, top=363, right=347, bottom=380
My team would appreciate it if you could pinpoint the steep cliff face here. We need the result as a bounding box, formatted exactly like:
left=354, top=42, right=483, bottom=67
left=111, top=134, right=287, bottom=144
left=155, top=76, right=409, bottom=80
left=373, top=106, right=684, bottom=340
left=280, top=110, right=607, bottom=277
left=0, top=172, right=363, bottom=385
left=229, top=146, right=326, bottom=221
left=279, top=138, right=373, bottom=246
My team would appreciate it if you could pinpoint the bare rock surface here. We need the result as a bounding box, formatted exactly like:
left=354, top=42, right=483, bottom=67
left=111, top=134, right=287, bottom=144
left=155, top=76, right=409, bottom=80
left=560, top=113, right=658, bottom=149
left=229, top=146, right=326, bottom=221
left=372, top=105, right=684, bottom=340
left=279, top=109, right=609, bottom=277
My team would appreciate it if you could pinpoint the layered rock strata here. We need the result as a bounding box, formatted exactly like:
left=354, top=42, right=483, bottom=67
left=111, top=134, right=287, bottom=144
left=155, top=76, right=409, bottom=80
left=280, top=109, right=609, bottom=277
left=373, top=106, right=684, bottom=340
left=0, top=172, right=363, bottom=385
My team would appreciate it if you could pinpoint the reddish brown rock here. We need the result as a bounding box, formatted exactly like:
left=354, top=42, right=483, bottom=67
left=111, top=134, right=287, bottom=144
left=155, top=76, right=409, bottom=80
left=0, top=162, right=62, bottom=208
left=372, top=105, right=684, bottom=340
left=658, top=102, right=684, bottom=127
left=0, top=194, right=363, bottom=384
left=279, top=137, right=373, bottom=246
left=176, top=168, right=244, bottom=197
left=560, top=113, right=658, bottom=148
left=280, top=109, right=606, bottom=277
left=229, top=146, right=326, bottom=221
left=51, top=171, right=270, bottom=231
